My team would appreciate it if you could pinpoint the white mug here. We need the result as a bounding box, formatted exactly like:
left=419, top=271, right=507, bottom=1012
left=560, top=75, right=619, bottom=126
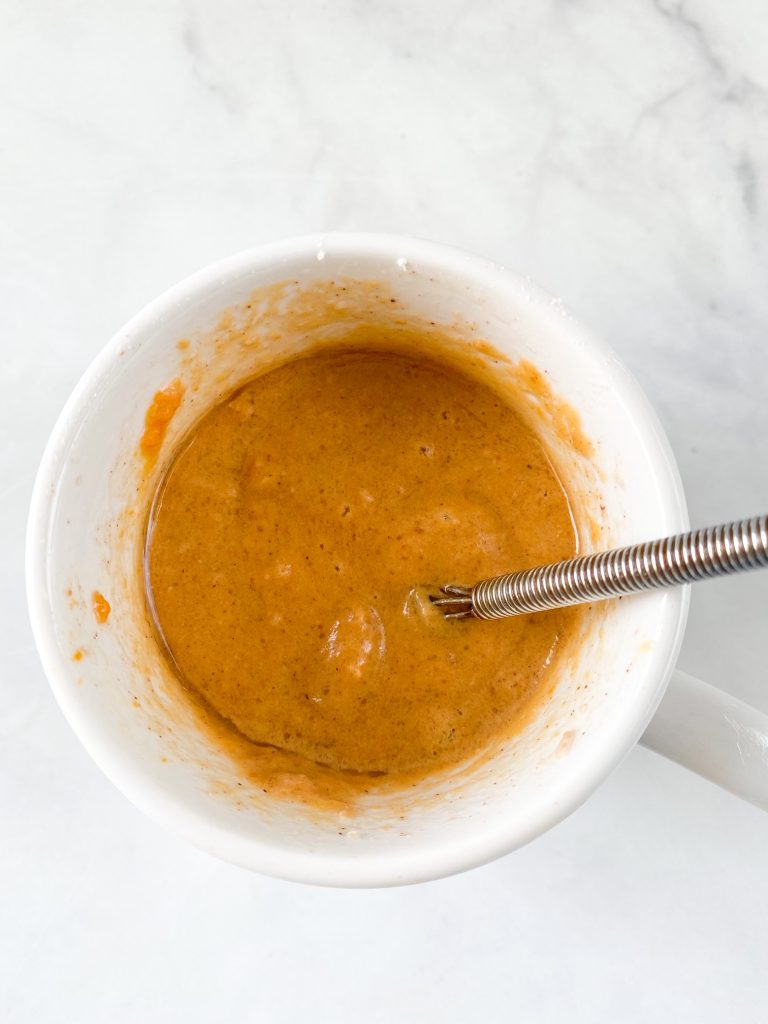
left=26, top=234, right=768, bottom=887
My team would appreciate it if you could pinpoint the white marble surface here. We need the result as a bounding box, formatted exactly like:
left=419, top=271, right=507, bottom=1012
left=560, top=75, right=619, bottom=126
left=2, top=1, right=768, bottom=1020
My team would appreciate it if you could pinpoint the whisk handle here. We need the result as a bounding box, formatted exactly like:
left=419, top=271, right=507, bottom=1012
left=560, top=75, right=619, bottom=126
left=472, top=515, right=768, bottom=620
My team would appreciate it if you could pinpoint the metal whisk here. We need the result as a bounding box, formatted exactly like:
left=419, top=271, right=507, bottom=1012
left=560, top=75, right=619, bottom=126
left=431, top=515, right=768, bottom=621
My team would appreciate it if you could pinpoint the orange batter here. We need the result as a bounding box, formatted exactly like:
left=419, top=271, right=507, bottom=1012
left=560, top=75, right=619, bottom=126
left=145, top=347, right=578, bottom=782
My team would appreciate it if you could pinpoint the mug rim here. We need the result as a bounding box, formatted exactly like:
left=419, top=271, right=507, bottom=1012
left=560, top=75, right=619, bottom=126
left=26, top=233, right=689, bottom=886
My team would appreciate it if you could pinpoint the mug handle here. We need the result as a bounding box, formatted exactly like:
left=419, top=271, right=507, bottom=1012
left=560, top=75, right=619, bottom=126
left=641, top=670, right=768, bottom=810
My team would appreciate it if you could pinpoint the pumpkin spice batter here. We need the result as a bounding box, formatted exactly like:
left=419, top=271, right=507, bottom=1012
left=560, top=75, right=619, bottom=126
left=145, top=346, right=578, bottom=786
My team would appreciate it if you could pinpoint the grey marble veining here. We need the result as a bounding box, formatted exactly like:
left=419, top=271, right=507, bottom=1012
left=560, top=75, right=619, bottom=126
left=1, top=2, right=767, bottom=1021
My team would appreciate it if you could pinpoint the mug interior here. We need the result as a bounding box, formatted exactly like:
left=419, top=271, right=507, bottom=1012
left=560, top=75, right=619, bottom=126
left=27, top=235, right=688, bottom=885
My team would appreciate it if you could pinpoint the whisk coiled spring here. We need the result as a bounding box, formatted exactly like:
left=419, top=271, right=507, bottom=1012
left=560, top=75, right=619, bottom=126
left=433, top=515, right=768, bottom=620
